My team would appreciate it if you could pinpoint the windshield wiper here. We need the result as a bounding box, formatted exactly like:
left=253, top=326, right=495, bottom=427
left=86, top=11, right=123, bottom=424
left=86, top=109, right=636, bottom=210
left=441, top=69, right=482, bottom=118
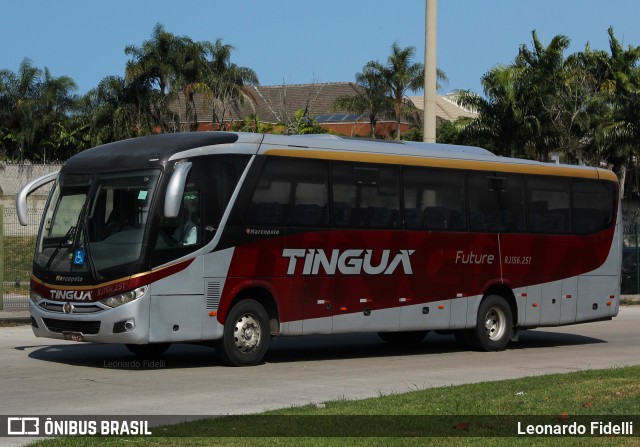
left=44, top=225, right=76, bottom=272
left=77, top=219, right=103, bottom=281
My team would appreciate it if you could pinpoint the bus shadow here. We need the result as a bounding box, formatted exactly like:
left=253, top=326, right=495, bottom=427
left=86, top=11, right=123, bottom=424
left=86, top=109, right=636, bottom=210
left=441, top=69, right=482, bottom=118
left=24, top=342, right=223, bottom=369
left=262, top=330, right=606, bottom=364
left=21, top=329, right=605, bottom=368
left=511, top=329, right=606, bottom=349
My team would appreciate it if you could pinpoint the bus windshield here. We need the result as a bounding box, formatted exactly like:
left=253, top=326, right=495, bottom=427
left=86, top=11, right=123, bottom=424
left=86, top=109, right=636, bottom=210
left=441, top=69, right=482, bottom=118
left=35, top=170, right=160, bottom=275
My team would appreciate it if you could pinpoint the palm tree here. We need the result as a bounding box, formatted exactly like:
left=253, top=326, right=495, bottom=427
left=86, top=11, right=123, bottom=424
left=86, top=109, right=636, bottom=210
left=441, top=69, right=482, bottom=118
left=170, top=37, right=210, bottom=131
left=125, top=23, right=177, bottom=97
left=376, top=42, right=447, bottom=140
left=203, top=39, right=259, bottom=129
left=125, top=23, right=180, bottom=133
left=515, top=31, right=571, bottom=161
left=125, top=25, right=261, bottom=133
left=591, top=27, right=640, bottom=197
left=0, top=59, right=42, bottom=161
left=454, top=65, right=527, bottom=157
left=38, top=67, right=79, bottom=161
left=86, top=76, right=141, bottom=145
left=333, top=65, right=392, bottom=138
left=0, top=67, right=18, bottom=158
left=0, top=59, right=84, bottom=161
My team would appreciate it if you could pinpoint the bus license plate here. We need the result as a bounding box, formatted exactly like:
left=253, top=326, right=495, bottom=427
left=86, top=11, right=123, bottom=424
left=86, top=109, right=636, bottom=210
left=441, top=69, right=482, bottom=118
left=63, top=332, right=84, bottom=342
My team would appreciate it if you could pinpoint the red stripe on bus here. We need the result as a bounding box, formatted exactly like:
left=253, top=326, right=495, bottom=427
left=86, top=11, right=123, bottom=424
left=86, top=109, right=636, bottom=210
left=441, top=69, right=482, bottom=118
left=31, top=258, right=195, bottom=302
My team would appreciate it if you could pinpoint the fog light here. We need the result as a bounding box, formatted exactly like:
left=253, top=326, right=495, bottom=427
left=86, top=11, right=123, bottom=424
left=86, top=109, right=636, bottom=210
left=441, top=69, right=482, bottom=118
left=113, top=319, right=135, bottom=334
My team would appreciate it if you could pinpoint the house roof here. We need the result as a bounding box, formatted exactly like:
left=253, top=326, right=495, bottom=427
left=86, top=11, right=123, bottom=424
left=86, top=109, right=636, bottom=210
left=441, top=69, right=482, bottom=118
left=172, top=82, right=476, bottom=125
left=408, top=95, right=477, bottom=121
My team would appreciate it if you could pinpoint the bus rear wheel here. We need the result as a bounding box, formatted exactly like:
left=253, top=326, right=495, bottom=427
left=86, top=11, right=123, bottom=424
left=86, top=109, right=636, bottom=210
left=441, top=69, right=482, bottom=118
left=216, top=299, right=270, bottom=366
left=378, top=330, right=428, bottom=345
left=125, top=343, right=171, bottom=358
left=469, top=294, right=513, bottom=351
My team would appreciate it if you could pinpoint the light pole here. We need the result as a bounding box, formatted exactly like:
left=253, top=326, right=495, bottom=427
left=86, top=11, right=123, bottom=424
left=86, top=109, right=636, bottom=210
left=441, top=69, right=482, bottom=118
left=423, top=0, right=437, bottom=143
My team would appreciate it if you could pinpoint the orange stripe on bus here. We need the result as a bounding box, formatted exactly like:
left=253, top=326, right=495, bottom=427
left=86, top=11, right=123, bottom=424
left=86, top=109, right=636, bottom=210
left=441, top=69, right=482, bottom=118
left=263, top=148, right=617, bottom=182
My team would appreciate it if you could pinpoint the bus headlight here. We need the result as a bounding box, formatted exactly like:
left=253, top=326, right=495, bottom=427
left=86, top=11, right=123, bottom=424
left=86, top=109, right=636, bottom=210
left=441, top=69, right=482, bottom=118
left=100, top=286, right=148, bottom=308
left=30, top=291, right=43, bottom=304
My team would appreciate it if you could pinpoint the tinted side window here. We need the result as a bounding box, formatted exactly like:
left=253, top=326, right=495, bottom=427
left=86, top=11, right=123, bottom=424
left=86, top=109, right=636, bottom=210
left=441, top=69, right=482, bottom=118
left=468, top=172, right=525, bottom=232
left=403, top=167, right=466, bottom=231
left=245, top=157, right=329, bottom=226
left=152, top=155, right=250, bottom=268
left=155, top=188, right=202, bottom=249
left=527, top=176, right=571, bottom=234
left=573, top=179, right=616, bottom=234
left=208, top=156, right=251, bottom=230
left=332, top=163, right=400, bottom=228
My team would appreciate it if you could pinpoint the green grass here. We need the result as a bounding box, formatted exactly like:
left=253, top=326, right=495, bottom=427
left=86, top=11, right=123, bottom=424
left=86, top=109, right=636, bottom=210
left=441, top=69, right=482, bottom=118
left=2, top=235, right=36, bottom=294
left=27, top=366, right=640, bottom=446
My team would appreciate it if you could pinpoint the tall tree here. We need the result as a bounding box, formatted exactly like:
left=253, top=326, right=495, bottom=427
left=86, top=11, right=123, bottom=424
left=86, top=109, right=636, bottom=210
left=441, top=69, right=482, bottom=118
left=203, top=39, right=259, bottom=129
left=591, top=27, right=640, bottom=197
left=346, top=43, right=447, bottom=140
left=381, top=43, right=423, bottom=140
left=333, top=65, right=393, bottom=138
left=454, top=65, right=527, bottom=157
left=170, top=37, right=210, bottom=131
left=515, top=31, right=572, bottom=161
left=125, top=23, right=179, bottom=133
left=125, top=23, right=177, bottom=97
left=0, top=59, right=80, bottom=161
left=0, top=59, right=41, bottom=161
left=86, top=76, right=143, bottom=145
left=124, top=24, right=259, bottom=133
left=38, top=67, right=80, bottom=161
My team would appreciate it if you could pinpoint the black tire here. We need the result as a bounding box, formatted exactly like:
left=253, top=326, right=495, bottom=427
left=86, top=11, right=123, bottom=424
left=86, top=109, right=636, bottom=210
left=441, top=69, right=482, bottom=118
left=468, top=294, right=514, bottom=351
left=378, top=330, right=428, bottom=345
left=216, top=299, right=270, bottom=366
left=125, top=343, right=171, bottom=358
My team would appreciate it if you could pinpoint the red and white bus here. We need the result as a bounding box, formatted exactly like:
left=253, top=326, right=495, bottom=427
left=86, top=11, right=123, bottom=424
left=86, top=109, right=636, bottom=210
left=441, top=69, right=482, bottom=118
left=17, top=132, right=622, bottom=366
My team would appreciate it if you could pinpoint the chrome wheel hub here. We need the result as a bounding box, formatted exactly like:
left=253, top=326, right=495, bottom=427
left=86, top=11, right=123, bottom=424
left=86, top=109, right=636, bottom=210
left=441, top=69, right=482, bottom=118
left=233, top=314, right=261, bottom=352
left=484, top=306, right=506, bottom=341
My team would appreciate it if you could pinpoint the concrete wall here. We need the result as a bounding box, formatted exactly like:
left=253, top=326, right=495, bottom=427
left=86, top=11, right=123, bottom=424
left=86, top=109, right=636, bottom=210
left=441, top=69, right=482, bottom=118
left=0, top=163, right=59, bottom=236
left=0, top=163, right=60, bottom=197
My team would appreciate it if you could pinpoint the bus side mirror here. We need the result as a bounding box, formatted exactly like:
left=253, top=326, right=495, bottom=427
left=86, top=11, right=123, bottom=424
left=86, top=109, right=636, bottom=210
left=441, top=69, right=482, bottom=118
left=16, top=171, right=59, bottom=226
left=164, top=162, right=192, bottom=218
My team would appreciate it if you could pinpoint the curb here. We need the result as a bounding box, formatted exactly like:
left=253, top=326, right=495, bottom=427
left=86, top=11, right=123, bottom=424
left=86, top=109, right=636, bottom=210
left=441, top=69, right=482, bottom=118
left=620, top=295, right=640, bottom=303
left=0, top=316, right=31, bottom=324
left=0, top=310, right=30, bottom=324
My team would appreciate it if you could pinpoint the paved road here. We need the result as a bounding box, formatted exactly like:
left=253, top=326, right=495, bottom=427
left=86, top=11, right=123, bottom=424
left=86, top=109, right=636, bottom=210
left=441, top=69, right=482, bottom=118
left=2, top=307, right=640, bottom=445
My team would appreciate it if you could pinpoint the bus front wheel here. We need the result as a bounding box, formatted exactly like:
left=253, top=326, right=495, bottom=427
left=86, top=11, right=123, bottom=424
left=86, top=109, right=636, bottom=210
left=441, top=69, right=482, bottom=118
left=216, top=299, right=270, bottom=366
left=469, top=294, right=513, bottom=351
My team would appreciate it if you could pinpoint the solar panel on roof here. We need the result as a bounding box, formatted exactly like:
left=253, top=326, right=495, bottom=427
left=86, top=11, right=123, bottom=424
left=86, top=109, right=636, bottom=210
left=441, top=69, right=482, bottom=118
left=314, top=113, right=368, bottom=123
